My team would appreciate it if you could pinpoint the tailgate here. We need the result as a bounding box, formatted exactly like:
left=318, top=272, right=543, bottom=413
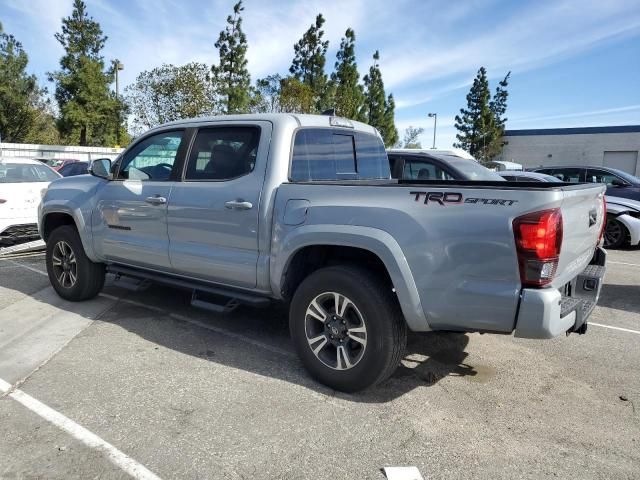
left=554, top=184, right=606, bottom=286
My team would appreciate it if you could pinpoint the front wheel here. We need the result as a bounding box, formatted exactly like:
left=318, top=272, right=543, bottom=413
left=289, top=265, right=407, bottom=392
left=46, top=225, right=105, bottom=301
left=604, top=215, right=628, bottom=249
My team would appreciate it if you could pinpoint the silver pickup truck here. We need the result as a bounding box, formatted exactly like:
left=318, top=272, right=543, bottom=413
left=39, top=114, right=607, bottom=392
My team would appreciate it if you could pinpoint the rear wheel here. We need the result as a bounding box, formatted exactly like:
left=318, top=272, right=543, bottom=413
left=289, top=265, right=407, bottom=392
left=604, top=215, right=628, bottom=249
left=46, top=225, right=105, bottom=301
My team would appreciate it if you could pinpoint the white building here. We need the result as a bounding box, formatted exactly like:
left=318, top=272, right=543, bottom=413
left=499, top=125, right=640, bottom=176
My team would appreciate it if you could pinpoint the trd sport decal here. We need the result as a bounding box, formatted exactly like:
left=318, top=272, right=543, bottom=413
left=410, top=191, right=518, bottom=206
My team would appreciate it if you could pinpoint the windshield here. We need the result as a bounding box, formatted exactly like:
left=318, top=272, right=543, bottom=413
left=444, top=156, right=506, bottom=181
left=0, top=163, right=61, bottom=183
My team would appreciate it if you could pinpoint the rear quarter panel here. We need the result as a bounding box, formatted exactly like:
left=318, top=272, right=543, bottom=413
left=273, top=183, right=572, bottom=333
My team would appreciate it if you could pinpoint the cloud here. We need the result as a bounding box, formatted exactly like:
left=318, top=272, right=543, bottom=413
left=380, top=0, right=640, bottom=89
left=509, top=104, right=640, bottom=124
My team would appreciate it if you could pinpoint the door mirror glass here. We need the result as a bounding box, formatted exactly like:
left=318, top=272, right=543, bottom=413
left=89, top=158, right=112, bottom=179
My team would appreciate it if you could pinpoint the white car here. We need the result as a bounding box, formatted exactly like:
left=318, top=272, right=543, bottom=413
left=0, top=158, right=61, bottom=245
left=605, top=196, right=640, bottom=249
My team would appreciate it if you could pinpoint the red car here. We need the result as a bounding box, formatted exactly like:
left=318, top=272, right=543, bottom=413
left=42, top=158, right=81, bottom=172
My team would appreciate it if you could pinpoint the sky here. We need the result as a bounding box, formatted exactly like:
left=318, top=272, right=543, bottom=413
left=1, top=0, right=639, bottom=148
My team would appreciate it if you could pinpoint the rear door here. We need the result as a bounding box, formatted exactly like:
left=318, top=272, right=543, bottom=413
left=92, top=129, right=187, bottom=270
left=167, top=123, right=270, bottom=288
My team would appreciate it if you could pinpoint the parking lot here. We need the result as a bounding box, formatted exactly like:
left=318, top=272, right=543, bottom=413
left=0, top=248, right=638, bottom=480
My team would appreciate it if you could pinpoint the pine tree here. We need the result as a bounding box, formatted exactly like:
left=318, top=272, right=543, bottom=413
left=363, top=51, right=397, bottom=146
left=488, top=71, right=511, bottom=157
left=453, top=67, right=494, bottom=161
left=0, top=22, right=48, bottom=143
left=331, top=28, right=365, bottom=121
left=383, top=93, right=399, bottom=147
left=289, top=14, right=330, bottom=112
left=49, top=0, right=125, bottom=146
left=211, top=1, right=251, bottom=114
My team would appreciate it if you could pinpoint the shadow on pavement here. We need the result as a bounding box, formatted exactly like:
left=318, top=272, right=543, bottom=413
left=97, top=284, right=477, bottom=403
left=598, top=283, right=640, bottom=315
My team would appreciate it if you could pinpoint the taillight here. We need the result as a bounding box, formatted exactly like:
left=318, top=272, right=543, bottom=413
left=598, top=196, right=607, bottom=245
left=513, top=208, right=563, bottom=287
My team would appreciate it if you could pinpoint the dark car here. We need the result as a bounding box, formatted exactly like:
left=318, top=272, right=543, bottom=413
left=387, top=149, right=505, bottom=181
left=58, top=161, right=89, bottom=177
left=531, top=165, right=640, bottom=201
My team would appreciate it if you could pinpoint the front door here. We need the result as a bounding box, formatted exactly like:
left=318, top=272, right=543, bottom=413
left=168, top=123, right=270, bottom=288
left=92, top=129, right=186, bottom=270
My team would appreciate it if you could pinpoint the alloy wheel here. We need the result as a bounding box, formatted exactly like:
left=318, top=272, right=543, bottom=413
left=51, top=240, right=78, bottom=288
left=304, top=292, right=368, bottom=371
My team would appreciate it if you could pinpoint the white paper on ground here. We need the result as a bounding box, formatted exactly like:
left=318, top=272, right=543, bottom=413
left=383, top=466, right=425, bottom=480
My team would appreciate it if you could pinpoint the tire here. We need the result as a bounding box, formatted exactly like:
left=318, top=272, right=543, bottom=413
left=289, top=265, right=407, bottom=393
left=46, top=225, right=105, bottom=301
left=604, top=215, right=628, bottom=249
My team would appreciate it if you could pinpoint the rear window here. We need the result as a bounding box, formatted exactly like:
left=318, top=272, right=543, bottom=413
left=290, top=129, right=390, bottom=181
left=0, top=163, right=60, bottom=183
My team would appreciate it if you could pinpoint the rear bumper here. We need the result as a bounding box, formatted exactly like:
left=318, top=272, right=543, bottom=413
left=514, top=247, right=606, bottom=339
left=0, top=219, right=40, bottom=245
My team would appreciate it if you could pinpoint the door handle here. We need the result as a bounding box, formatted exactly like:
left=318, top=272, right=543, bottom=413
left=225, top=199, right=253, bottom=210
left=145, top=195, right=167, bottom=205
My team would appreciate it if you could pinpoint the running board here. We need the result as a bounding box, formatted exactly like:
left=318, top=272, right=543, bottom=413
left=106, top=264, right=271, bottom=309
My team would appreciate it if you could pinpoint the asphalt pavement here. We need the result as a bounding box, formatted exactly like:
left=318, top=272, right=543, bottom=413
left=0, top=248, right=638, bottom=479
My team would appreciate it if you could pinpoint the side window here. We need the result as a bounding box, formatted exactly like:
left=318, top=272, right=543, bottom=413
left=185, top=127, right=260, bottom=181
left=586, top=169, right=620, bottom=185
left=117, top=131, right=184, bottom=181
left=402, top=159, right=455, bottom=181
left=290, top=129, right=390, bottom=181
left=551, top=168, right=582, bottom=183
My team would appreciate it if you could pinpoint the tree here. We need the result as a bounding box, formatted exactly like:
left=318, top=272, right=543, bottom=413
left=488, top=71, right=511, bottom=156
left=252, top=74, right=282, bottom=113
left=211, top=1, right=251, bottom=114
left=331, top=28, right=365, bottom=121
left=49, top=0, right=125, bottom=146
left=363, top=51, right=397, bottom=146
left=279, top=77, right=315, bottom=113
left=0, top=22, right=49, bottom=143
left=289, top=14, right=330, bottom=112
left=383, top=93, right=399, bottom=147
left=126, top=63, right=216, bottom=134
left=454, top=67, right=511, bottom=161
left=402, top=126, right=424, bottom=149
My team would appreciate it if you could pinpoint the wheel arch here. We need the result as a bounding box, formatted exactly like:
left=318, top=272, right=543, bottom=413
left=272, top=225, right=429, bottom=331
left=41, top=209, right=99, bottom=262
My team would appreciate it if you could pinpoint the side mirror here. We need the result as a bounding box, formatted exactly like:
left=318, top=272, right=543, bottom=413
left=611, top=178, right=628, bottom=187
left=89, top=158, right=112, bottom=179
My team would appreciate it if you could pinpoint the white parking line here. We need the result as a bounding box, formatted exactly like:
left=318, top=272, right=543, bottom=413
left=0, top=377, right=162, bottom=480
left=4, top=259, right=48, bottom=276
left=99, top=293, right=296, bottom=359
left=608, top=260, right=640, bottom=267
left=590, top=322, right=640, bottom=335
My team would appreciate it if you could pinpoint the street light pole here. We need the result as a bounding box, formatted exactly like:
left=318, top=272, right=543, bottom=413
left=113, top=59, right=124, bottom=146
left=428, top=112, right=437, bottom=149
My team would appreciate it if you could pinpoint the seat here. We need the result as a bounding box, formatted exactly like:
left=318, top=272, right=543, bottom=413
left=417, top=168, right=431, bottom=180
left=204, top=144, right=242, bottom=179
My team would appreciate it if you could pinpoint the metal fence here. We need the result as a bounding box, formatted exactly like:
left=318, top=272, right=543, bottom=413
left=0, top=142, right=123, bottom=162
